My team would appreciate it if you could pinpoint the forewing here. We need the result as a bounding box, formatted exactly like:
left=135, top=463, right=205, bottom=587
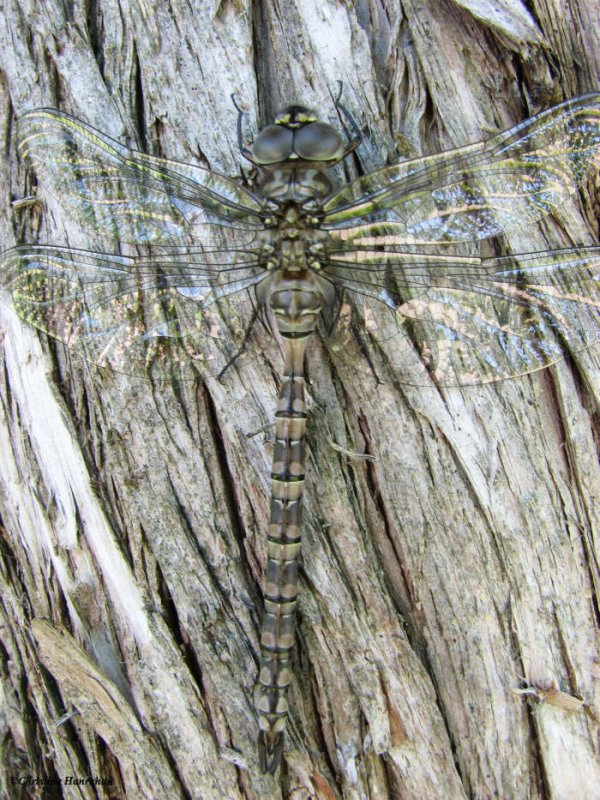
left=323, top=93, right=600, bottom=244
left=325, top=246, right=600, bottom=385
left=18, top=109, right=264, bottom=244
left=1, top=242, right=269, bottom=381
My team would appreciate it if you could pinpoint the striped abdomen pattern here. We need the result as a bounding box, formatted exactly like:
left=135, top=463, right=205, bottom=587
left=255, top=267, right=326, bottom=773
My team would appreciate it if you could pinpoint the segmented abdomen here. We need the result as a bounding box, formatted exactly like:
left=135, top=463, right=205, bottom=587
left=255, top=338, right=308, bottom=773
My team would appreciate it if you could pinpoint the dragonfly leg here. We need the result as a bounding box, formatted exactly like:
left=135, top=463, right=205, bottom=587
left=216, top=304, right=262, bottom=381
left=231, top=92, right=259, bottom=164
left=331, top=80, right=362, bottom=156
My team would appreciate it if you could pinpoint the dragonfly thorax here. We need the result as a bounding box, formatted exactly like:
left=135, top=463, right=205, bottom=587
left=258, top=205, right=329, bottom=273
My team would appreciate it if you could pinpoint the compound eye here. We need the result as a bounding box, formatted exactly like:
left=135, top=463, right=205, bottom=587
left=294, top=123, right=344, bottom=161
left=253, top=125, right=294, bottom=164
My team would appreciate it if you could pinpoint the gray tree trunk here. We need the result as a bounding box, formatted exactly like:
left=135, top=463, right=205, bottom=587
left=0, top=1, right=599, bottom=798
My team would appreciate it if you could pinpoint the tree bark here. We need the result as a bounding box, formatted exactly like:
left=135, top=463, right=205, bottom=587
left=0, top=1, right=599, bottom=798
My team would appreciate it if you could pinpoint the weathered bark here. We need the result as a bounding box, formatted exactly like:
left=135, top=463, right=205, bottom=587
left=0, top=1, right=599, bottom=798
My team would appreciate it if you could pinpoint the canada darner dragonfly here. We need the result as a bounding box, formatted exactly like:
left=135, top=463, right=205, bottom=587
left=1, top=93, right=599, bottom=773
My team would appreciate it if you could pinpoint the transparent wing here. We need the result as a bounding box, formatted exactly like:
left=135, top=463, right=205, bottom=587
left=18, top=109, right=264, bottom=243
left=324, top=246, right=600, bottom=385
left=1, top=240, right=271, bottom=382
left=323, top=93, right=600, bottom=244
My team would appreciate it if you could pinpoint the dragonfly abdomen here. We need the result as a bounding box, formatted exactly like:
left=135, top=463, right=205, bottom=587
left=256, top=273, right=326, bottom=772
left=255, top=371, right=306, bottom=772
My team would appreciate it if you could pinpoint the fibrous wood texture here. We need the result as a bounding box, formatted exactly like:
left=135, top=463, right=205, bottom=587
left=0, top=1, right=599, bottom=798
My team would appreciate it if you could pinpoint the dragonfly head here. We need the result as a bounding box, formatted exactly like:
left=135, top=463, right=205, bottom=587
left=252, top=104, right=345, bottom=166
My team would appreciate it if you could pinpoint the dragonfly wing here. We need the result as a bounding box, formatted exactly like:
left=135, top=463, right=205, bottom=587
left=324, top=246, right=600, bottom=385
left=1, top=244, right=269, bottom=381
left=19, top=109, right=264, bottom=244
left=322, top=93, right=600, bottom=244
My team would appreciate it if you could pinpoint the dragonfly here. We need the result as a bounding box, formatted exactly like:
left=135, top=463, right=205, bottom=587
left=1, top=92, right=599, bottom=773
